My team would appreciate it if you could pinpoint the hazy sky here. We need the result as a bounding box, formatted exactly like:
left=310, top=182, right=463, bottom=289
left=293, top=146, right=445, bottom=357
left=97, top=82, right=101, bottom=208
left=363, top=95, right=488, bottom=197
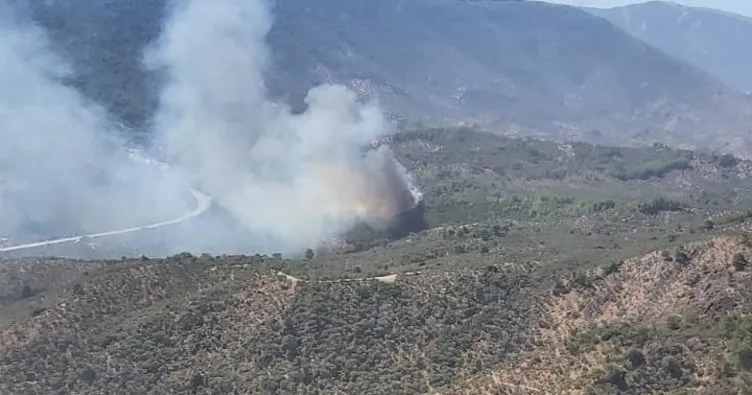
left=546, top=0, right=752, bottom=17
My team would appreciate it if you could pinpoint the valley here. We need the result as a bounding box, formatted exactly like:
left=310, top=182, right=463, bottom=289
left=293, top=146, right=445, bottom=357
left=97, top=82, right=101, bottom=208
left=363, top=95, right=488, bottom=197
left=4, top=128, right=752, bottom=394
left=3, top=0, right=752, bottom=394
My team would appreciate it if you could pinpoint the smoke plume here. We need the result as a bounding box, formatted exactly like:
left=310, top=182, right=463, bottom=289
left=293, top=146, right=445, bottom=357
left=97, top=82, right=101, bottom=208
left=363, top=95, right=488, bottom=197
left=0, top=2, right=192, bottom=247
left=0, top=0, right=422, bottom=257
left=146, top=0, right=422, bottom=254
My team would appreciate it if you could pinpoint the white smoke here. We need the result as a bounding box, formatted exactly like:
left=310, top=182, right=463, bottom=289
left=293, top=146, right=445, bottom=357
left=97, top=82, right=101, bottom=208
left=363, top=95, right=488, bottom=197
left=146, top=0, right=422, bottom=254
left=0, top=0, right=422, bottom=257
left=0, top=2, right=192, bottom=248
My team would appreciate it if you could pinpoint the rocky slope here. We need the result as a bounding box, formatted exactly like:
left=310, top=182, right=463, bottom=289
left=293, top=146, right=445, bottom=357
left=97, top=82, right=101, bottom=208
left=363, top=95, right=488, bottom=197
left=3, top=235, right=752, bottom=394
left=12, top=0, right=752, bottom=155
left=446, top=234, right=752, bottom=394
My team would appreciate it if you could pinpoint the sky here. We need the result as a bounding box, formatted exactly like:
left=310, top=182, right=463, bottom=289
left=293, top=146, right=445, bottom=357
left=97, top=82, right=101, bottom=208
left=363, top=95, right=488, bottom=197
left=545, top=0, right=752, bottom=17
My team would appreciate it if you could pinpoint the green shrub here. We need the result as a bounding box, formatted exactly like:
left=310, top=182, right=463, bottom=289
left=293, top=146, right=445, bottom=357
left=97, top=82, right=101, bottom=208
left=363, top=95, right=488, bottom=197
left=733, top=253, right=748, bottom=271
left=638, top=198, right=686, bottom=215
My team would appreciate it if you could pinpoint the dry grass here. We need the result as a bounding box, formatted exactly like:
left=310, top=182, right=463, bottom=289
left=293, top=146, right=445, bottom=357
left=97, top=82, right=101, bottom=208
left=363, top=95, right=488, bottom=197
left=0, top=257, right=298, bottom=394
left=2, top=235, right=752, bottom=394
left=442, top=235, right=752, bottom=394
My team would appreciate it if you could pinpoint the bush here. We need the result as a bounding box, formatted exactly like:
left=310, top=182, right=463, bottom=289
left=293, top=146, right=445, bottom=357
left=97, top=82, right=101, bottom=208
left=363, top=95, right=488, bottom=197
left=613, top=158, right=691, bottom=181
left=662, top=356, right=683, bottom=379
left=602, top=261, right=622, bottom=276
left=723, top=314, right=752, bottom=375
left=666, top=315, right=682, bottom=331
left=735, top=343, right=752, bottom=371
left=638, top=198, right=686, bottom=215
left=733, top=253, right=748, bottom=271
left=742, top=233, right=752, bottom=247
left=674, top=247, right=691, bottom=266
left=625, top=348, right=646, bottom=369
left=592, top=200, right=616, bottom=212
left=717, top=153, right=739, bottom=168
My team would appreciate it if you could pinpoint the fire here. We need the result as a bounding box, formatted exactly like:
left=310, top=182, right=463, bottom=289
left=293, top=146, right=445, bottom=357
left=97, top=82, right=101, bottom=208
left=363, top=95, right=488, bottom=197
left=309, top=161, right=401, bottom=221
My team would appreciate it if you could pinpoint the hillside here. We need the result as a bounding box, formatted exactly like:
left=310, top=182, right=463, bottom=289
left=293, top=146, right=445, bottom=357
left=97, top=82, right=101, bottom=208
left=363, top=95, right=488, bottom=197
left=4, top=128, right=752, bottom=394
left=448, top=234, right=752, bottom=394
left=14, top=0, right=752, bottom=155
left=587, top=1, right=752, bottom=94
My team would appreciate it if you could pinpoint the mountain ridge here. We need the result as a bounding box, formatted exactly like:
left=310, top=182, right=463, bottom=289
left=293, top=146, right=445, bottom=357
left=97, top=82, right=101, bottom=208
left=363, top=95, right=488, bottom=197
left=586, top=0, right=752, bottom=94
left=13, top=0, right=752, bottom=156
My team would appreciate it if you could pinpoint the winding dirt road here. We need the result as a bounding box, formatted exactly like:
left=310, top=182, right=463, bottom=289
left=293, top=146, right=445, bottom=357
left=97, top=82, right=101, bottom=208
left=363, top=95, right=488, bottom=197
left=275, top=270, right=421, bottom=284
left=0, top=188, right=211, bottom=253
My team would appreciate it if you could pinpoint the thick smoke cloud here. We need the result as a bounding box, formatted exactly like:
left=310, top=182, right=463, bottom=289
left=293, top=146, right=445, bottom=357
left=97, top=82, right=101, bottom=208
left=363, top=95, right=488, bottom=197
left=146, top=0, right=422, bottom=254
left=0, top=2, right=192, bottom=248
left=0, top=0, right=421, bottom=257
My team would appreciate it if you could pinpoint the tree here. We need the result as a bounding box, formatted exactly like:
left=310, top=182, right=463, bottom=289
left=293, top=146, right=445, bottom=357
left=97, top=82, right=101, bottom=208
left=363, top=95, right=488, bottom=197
left=673, top=246, right=690, bottom=265
left=305, top=248, right=315, bottom=260
left=733, top=253, right=748, bottom=271
left=718, top=153, right=739, bottom=168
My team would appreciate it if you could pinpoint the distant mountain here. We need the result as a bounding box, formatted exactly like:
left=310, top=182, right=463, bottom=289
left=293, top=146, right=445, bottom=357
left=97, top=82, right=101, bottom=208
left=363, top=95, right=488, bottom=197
left=12, top=0, right=752, bottom=156
left=8, top=0, right=164, bottom=141
left=587, top=1, right=752, bottom=94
